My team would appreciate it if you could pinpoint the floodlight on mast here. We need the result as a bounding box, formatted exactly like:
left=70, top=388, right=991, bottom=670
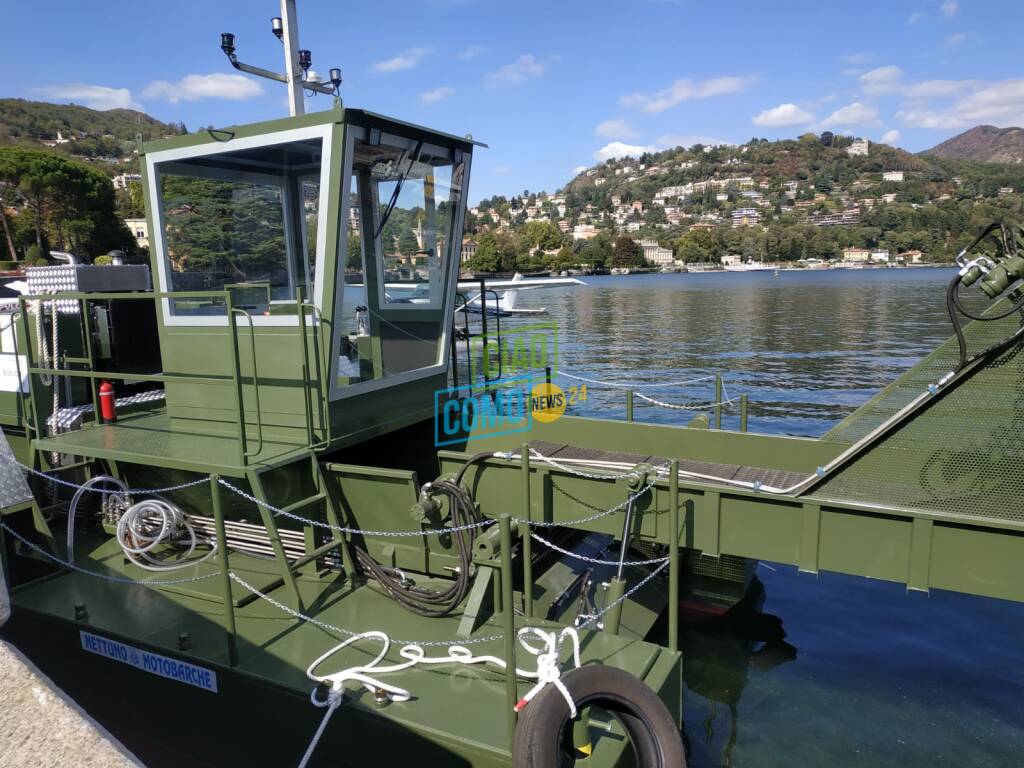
left=219, top=0, right=341, bottom=116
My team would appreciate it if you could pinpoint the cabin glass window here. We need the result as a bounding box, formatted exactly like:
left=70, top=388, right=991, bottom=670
left=332, top=129, right=466, bottom=394
left=153, top=136, right=325, bottom=319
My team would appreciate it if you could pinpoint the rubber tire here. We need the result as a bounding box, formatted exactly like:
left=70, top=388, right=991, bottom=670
left=512, top=665, right=687, bottom=768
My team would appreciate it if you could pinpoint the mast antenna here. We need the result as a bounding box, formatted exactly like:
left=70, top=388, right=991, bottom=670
left=219, top=0, right=342, bottom=116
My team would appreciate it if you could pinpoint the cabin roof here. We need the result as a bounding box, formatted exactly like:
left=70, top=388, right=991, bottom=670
left=141, top=104, right=486, bottom=157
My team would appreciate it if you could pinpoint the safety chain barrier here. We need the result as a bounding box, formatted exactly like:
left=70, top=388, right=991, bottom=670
left=633, top=391, right=739, bottom=411
left=557, top=369, right=716, bottom=389
left=14, top=459, right=209, bottom=495
left=529, top=530, right=670, bottom=567
left=0, top=521, right=222, bottom=586
left=229, top=572, right=503, bottom=647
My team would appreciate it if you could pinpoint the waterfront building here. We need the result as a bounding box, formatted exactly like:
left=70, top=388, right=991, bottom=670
left=461, top=239, right=478, bottom=263
left=637, top=239, right=675, bottom=267
left=842, top=247, right=871, bottom=262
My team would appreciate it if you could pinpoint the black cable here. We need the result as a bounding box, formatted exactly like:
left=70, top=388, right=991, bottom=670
left=944, top=220, right=1024, bottom=372
left=353, top=452, right=495, bottom=617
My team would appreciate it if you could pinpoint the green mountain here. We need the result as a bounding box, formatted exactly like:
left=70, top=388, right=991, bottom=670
left=467, top=132, right=1024, bottom=270
left=0, top=98, right=184, bottom=166
left=922, top=125, right=1024, bottom=165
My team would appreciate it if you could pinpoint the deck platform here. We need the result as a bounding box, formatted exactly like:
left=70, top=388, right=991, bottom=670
left=7, top=532, right=680, bottom=766
left=33, top=411, right=310, bottom=477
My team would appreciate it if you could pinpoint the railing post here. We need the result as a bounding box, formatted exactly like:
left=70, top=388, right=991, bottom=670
left=499, top=514, right=518, bottom=752
left=740, top=393, right=749, bottom=432
left=78, top=298, right=101, bottom=420
left=520, top=444, right=533, bottom=618
left=224, top=292, right=249, bottom=466
left=714, top=375, right=723, bottom=430
left=210, top=475, right=238, bottom=666
left=626, top=389, right=634, bottom=422
left=668, top=459, right=680, bottom=653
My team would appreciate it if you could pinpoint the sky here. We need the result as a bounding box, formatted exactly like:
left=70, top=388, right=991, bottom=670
left=4, top=0, right=1024, bottom=202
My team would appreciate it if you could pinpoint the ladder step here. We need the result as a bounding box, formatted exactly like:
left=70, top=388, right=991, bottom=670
left=280, top=492, right=327, bottom=518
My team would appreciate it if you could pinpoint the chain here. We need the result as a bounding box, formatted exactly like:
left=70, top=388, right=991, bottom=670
left=516, top=483, right=654, bottom=528
left=633, top=391, right=739, bottom=411
left=0, top=522, right=222, bottom=586
left=529, top=530, right=670, bottom=566
left=577, top=560, right=670, bottom=629
left=229, top=572, right=504, bottom=647
left=12, top=459, right=209, bottom=494
left=557, top=370, right=716, bottom=389
left=217, top=478, right=495, bottom=537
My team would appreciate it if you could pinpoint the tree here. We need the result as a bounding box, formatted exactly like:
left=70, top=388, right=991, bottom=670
left=611, top=236, right=645, bottom=267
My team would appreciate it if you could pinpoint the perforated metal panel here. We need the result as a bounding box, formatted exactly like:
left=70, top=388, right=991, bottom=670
left=818, top=303, right=1024, bottom=524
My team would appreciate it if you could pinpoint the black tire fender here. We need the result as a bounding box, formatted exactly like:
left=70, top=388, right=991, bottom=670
left=513, top=665, right=686, bottom=767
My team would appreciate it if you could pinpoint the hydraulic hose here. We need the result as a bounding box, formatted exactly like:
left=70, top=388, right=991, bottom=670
left=354, top=452, right=495, bottom=618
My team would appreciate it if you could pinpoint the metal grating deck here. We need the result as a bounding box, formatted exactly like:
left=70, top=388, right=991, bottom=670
left=528, top=440, right=811, bottom=490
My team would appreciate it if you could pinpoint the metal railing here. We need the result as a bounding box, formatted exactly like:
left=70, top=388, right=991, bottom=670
left=14, top=289, right=326, bottom=466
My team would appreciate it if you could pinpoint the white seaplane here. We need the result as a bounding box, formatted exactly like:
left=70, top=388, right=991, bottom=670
left=384, top=273, right=585, bottom=316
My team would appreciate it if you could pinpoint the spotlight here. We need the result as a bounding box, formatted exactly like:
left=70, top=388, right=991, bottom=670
left=220, top=32, right=236, bottom=57
left=298, top=49, right=312, bottom=72
left=271, top=17, right=283, bottom=40
left=329, top=68, right=342, bottom=88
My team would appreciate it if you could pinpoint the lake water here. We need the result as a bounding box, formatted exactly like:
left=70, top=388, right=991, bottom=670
left=507, top=268, right=1024, bottom=768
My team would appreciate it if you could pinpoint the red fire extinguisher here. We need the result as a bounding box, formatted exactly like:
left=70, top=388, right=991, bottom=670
left=99, top=380, right=117, bottom=423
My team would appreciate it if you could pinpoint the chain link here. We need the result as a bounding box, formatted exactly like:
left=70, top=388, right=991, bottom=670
left=633, top=391, right=739, bottom=411
left=529, top=530, right=670, bottom=566
left=0, top=522, right=222, bottom=586
left=229, top=572, right=504, bottom=647
left=12, top=459, right=209, bottom=495
left=216, top=478, right=496, bottom=537
left=577, top=560, right=670, bottom=629
left=557, top=370, right=716, bottom=389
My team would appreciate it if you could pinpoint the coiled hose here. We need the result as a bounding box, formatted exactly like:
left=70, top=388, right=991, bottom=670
left=115, top=498, right=218, bottom=572
left=353, top=452, right=494, bottom=617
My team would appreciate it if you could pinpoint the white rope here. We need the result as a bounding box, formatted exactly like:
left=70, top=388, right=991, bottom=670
left=0, top=521, right=222, bottom=586
left=557, top=370, right=716, bottom=389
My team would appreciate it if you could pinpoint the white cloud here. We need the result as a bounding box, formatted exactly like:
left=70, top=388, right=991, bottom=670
left=371, top=47, right=431, bottom=73
left=821, top=101, right=880, bottom=127
left=458, top=45, right=484, bottom=60
left=753, top=103, right=815, bottom=127
left=941, top=0, right=958, bottom=17
left=419, top=85, right=455, bottom=104
left=945, top=32, right=968, bottom=48
left=841, top=68, right=865, bottom=77
left=903, top=79, right=977, bottom=99
left=897, top=79, right=1024, bottom=129
left=34, top=84, right=138, bottom=111
left=656, top=133, right=732, bottom=148
left=483, top=54, right=547, bottom=88
left=880, top=129, right=901, bottom=145
left=595, top=119, right=638, bottom=140
left=859, top=65, right=904, bottom=94
left=908, top=12, right=924, bottom=23
left=841, top=52, right=870, bottom=65
left=593, top=141, right=658, bottom=161
left=572, top=165, right=589, bottom=176
left=141, top=74, right=262, bottom=103
left=620, top=76, right=750, bottom=114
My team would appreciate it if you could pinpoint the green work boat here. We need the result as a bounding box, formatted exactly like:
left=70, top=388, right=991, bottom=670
left=2, top=5, right=1023, bottom=766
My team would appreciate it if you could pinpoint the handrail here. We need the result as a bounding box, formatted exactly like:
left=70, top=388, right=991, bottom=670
left=230, top=308, right=264, bottom=459
left=296, top=299, right=329, bottom=451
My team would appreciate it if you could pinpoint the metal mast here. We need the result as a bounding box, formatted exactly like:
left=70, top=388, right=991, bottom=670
left=219, top=0, right=341, bottom=117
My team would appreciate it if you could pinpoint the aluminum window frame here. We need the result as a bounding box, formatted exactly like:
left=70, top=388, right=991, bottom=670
left=145, top=124, right=334, bottom=327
